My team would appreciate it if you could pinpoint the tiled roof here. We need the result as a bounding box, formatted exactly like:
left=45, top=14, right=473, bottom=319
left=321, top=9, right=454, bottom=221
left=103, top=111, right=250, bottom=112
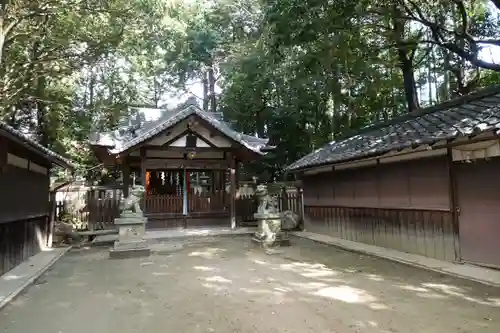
left=89, top=98, right=271, bottom=155
left=287, top=86, right=500, bottom=171
left=0, top=122, right=74, bottom=169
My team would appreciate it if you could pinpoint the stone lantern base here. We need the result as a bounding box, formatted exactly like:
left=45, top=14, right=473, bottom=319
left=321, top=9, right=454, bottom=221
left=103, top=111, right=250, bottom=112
left=109, top=212, right=151, bottom=259
left=251, top=212, right=291, bottom=248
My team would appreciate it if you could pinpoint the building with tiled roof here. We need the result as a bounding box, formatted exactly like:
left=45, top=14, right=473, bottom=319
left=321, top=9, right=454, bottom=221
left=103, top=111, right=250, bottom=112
left=287, top=86, right=500, bottom=269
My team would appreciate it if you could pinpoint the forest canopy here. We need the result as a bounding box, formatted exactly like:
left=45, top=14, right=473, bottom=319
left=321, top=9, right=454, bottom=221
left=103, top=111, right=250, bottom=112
left=1, top=0, right=499, bottom=180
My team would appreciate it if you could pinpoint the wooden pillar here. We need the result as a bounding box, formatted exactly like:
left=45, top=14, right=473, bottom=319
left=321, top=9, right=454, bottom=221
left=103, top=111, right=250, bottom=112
left=281, top=185, right=289, bottom=211
left=140, top=148, right=147, bottom=213
left=0, top=137, right=7, bottom=172
left=47, top=190, right=56, bottom=248
left=122, top=159, right=131, bottom=198
left=447, top=147, right=461, bottom=263
left=229, top=156, right=236, bottom=229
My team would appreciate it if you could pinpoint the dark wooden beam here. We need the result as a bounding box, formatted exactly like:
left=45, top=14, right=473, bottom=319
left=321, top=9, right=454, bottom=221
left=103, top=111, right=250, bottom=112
left=0, top=137, right=7, bottom=173
left=140, top=147, right=147, bottom=191
left=229, top=154, right=237, bottom=228
left=447, top=147, right=462, bottom=263
left=147, top=146, right=233, bottom=153
left=122, top=159, right=131, bottom=197
left=144, top=158, right=230, bottom=170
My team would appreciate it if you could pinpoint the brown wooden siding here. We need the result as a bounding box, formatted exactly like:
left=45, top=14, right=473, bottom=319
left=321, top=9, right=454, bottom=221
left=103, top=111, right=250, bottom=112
left=0, top=216, right=49, bottom=276
left=456, top=157, right=500, bottom=268
left=0, top=135, right=52, bottom=276
left=0, top=164, right=50, bottom=223
left=304, top=157, right=449, bottom=210
left=303, top=157, right=455, bottom=261
left=305, top=206, right=455, bottom=261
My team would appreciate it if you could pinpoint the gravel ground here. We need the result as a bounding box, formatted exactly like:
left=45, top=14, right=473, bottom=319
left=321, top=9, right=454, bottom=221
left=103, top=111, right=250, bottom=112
left=1, top=236, right=499, bottom=333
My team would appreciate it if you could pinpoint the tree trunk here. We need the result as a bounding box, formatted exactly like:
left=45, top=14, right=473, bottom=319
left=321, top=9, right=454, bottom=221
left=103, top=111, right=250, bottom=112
left=36, top=75, right=49, bottom=147
left=392, top=5, right=419, bottom=113
left=202, top=70, right=209, bottom=111
left=208, top=66, right=216, bottom=112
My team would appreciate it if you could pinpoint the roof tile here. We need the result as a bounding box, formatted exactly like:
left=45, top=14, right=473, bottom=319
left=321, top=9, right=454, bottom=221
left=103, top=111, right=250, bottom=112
left=287, top=86, right=500, bottom=171
left=90, top=100, right=270, bottom=155
left=0, top=122, right=74, bottom=169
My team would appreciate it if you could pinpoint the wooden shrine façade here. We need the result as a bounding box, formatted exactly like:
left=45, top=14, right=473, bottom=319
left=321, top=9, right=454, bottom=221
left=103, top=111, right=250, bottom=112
left=89, top=98, right=274, bottom=229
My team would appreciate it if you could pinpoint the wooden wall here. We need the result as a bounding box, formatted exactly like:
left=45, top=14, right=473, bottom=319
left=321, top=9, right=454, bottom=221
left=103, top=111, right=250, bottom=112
left=302, top=157, right=456, bottom=261
left=0, top=135, right=52, bottom=276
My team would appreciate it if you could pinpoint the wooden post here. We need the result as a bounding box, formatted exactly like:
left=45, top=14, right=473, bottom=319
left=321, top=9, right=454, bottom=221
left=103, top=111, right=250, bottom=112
left=235, top=160, right=240, bottom=227
left=229, top=157, right=236, bottom=229
left=47, top=190, right=56, bottom=248
left=298, top=187, right=305, bottom=230
left=281, top=185, right=289, bottom=211
left=140, top=147, right=147, bottom=214
left=122, top=159, right=131, bottom=198
left=447, top=147, right=461, bottom=263
left=0, top=137, right=7, bottom=172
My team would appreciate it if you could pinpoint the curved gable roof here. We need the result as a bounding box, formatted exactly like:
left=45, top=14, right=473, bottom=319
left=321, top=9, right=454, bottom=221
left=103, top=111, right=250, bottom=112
left=90, top=99, right=271, bottom=155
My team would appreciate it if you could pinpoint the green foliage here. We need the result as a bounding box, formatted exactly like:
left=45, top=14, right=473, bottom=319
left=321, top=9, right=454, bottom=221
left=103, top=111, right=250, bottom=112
left=1, top=0, right=500, bottom=183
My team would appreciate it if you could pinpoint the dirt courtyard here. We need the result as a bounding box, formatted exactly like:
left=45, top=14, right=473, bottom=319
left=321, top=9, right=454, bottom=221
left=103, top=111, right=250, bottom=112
left=1, top=236, right=499, bottom=333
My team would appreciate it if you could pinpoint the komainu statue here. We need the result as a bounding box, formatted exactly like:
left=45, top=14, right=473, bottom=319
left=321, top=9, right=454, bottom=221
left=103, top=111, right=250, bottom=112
left=120, top=185, right=145, bottom=215
left=255, top=184, right=279, bottom=215
left=281, top=210, right=300, bottom=231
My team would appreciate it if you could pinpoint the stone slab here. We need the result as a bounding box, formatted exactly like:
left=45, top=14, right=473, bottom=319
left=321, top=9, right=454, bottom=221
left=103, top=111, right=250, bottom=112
left=114, top=217, right=147, bottom=226
left=93, top=227, right=258, bottom=245
left=117, top=224, right=146, bottom=241
left=0, top=247, right=71, bottom=310
left=113, top=239, right=149, bottom=250
left=254, top=213, right=281, bottom=219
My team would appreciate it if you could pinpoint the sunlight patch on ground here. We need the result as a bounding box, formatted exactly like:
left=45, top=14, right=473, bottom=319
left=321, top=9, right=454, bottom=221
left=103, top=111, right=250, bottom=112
left=152, top=272, right=170, bottom=276
left=188, top=247, right=225, bottom=259
left=252, top=259, right=267, bottom=265
left=288, top=281, right=329, bottom=290
left=240, top=287, right=282, bottom=296
left=193, top=266, right=216, bottom=271
left=277, top=262, right=340, bottom=279
left=364, top=274, right=384, bottom=282
left=204, top=276, right=232, bottom=284
left=422, top=283, right=500, bottom=307
left=368, top=303, right=389, bottom=310
left=311, top=285, right=376, bottom=304
left=400, top=285, right=429, bottom=292
left=2, top=274, right=26, bottom=281
left=353, top=320, right=379, bottom=329
left=201, top=283, right=227, bottom=292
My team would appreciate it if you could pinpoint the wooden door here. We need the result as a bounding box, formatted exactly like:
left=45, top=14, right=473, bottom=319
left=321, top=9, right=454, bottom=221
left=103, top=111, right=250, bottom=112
left=456, top=158, right=500, bottom=268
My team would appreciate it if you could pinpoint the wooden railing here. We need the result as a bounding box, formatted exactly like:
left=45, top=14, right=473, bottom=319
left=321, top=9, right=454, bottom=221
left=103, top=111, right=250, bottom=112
left=144, top=195, right=183, bottom=214
left=144, top=191, right=228, bottom=215
left=188, top=191, right=227, bottom=213
left=52, top=183, right=304, bottom=229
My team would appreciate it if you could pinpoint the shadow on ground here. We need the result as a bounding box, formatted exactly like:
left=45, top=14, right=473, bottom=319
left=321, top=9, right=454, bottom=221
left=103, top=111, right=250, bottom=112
left=1, top=236, right=498, bottom=333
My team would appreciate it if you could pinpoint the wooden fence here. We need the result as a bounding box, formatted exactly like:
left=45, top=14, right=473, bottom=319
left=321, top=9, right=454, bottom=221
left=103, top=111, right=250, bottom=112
left=237, top=189, right=303, bottom=226
left=52, top=185, right=123, bottom=231
left=52, top=185, right=303, bottom=230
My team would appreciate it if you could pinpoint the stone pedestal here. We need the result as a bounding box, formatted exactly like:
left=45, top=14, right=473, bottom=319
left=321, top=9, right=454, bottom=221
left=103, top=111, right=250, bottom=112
left=251, top=213, right=291, bottom=248
left=109, top=212, right=151, bottom=259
